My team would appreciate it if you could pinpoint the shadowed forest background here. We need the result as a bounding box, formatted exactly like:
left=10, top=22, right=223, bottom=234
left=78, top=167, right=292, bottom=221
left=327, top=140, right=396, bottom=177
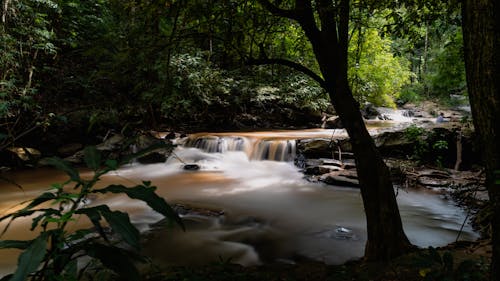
left=1, top=0, right=500, bottom=281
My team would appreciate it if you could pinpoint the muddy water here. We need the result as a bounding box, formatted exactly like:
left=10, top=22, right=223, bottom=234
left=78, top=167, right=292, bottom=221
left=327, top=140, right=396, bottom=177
left=0, top=129, right=477, bottom=275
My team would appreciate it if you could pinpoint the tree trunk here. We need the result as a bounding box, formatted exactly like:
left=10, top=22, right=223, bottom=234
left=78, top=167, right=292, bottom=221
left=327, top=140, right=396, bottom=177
left=462, top=0, right=500, bottom=279
left=325, top=76, right=413, bottom=260
left=257, top=0, right=413, bottom=260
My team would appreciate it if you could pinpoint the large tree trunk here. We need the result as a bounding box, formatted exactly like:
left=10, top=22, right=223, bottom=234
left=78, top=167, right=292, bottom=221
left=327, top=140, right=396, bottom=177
left=306, top=0, right=413, bottom=260
left=325, top=75, right=413, bottom=260
left=257, top=0, right=413, bottom=260
left=462, top=0, right=500, bottom=279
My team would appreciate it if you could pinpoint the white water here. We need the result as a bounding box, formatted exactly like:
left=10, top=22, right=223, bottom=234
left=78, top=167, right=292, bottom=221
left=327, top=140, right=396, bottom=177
left=0, top=130, right=478, bottom=275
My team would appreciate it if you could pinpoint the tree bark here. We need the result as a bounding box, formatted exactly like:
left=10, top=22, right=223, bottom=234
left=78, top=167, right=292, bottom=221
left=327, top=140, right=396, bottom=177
left=462, top=0, right=500, bottom=279
left=324, top=70, right=412, bottom=260
left=256, top=0, right=413, bottom=261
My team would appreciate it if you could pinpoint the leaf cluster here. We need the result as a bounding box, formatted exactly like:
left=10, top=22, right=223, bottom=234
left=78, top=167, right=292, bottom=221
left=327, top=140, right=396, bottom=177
left=0, top=146, right=183, bottom=281
left=413, top=247, right=488, bottom=281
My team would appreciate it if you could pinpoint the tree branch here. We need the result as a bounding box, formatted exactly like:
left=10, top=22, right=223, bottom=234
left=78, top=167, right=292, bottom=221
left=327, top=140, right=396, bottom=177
left=256, top=0, right=299, bottom=20
left=247, top=57, right=326, bottom=88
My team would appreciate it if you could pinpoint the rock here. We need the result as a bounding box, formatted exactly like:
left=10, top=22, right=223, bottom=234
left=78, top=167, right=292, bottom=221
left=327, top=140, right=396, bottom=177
left=373, top=131, right=414, bottom=157
left=64, top=150, right=85, bottom=164
left=96, top=134, right=125, bottom=151
left=137, top=152, right=167, bottom=164
left=131, top=133, right=174, bottom=164
left=304, top=165, right=344, bottom=175
left=403, top=110, right=415, bottom=117
left=297, top=138, right=333, bottom=159
left=417, top=176, right=451, bottom=187
left=320, top=170, right=359, bottom=187
left=57, top=143, right=83, bottom=157
left=324, top=116, right=343, bottom=129
left=361, top=103, right=381, bottom=119
left=136, top=134, right=163, bottom=150
left=6, top=147, right=41, bottom=162
left=297, top=137, right=352, bottom=159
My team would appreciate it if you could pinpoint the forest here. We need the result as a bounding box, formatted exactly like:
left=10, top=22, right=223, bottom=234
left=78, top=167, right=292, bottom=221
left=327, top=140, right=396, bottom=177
left=1, top=0, right=499, bottom=280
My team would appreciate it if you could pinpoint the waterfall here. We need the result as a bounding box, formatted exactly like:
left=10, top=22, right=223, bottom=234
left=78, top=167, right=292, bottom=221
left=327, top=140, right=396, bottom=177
left=185, top=135, right=296, bottom=162
left=251, top=139, right=296, bottom=161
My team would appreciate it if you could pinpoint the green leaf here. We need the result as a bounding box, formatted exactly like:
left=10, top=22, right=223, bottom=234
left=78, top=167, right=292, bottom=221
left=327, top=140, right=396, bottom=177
left=105, top=159, right=118, bottom=170
left=75, top=206, right=108, bottom=241
left=24, top=192, right=56, bottom=210
left=93, top=184, right=184, bottom=230
left=101, top=210, right=140, bottom=250
left=10, top=233, right=47, bottom=281
left=31, top=209, right=60, bottom=230
left=442, top=251, right=454, bottom=272
left=84, top=146, right=101, bottom=170
left=1, top=210, right=37, bottom=236
left=87, top=243, right=141, bottom=281
left=63, top=259, right=77, bottom=279
left=0, top=240, right=31, bottom=250
left=44, top=157, right=80, bottom=182
left=66, top=229, right=94, bottom=243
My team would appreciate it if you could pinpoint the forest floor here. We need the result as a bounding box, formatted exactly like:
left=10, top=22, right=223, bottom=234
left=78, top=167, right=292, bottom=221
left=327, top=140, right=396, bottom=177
left=145, top=240, right=490, bottom=280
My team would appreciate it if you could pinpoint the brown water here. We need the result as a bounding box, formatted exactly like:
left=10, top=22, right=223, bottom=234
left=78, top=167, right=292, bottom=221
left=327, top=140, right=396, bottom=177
left=0, top=129, right=477, bottom=275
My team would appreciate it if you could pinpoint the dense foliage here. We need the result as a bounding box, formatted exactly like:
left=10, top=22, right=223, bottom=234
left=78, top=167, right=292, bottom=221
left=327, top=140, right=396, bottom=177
left=0, top=0, right=467, bottom=149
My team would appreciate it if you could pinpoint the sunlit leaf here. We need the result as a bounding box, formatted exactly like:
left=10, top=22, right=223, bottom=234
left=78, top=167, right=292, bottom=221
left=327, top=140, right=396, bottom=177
left=419, top=268, right=431, bottom=277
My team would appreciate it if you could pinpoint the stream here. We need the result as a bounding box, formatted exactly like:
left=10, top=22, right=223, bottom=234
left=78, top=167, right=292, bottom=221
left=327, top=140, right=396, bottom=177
left=0, top=128, right=478, bottom=276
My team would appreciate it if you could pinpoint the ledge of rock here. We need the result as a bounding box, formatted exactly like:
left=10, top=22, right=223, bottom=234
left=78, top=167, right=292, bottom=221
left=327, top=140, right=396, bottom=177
left=320, top=170, right=359, bottom=187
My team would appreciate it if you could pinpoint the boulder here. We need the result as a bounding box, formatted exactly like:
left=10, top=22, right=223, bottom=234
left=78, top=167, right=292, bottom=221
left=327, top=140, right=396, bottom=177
left=6, top=147, right=41, bottom=162
left=96, top=134, right=125, bottom=151
left=361, top=103, right=381, bottom=119
left=296, top=138, right=333, bottom=159
left=373, top=131, right=414, bottom=157
left=323, top=116, right=343, bottom=129
left=57, top=143, right=83, bottom=157
left=320, top=170, right=359, bottom=187
left=137, top=152, right=167, bottom=164
left=297, top=138, right=352, bottom=159
left=304, top=165, right=344, bottom=175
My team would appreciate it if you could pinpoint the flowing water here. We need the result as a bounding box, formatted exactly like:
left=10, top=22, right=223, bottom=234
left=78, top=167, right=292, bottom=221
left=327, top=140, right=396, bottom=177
left=0, top=129, right=477, bottom=275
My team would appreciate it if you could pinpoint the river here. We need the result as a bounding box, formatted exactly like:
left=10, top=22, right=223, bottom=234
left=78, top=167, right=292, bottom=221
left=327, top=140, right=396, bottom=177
left=0, top=129, right=477, bottom=276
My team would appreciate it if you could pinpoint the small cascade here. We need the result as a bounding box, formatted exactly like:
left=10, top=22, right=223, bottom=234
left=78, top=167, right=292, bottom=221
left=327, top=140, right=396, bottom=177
left=186, top=136, right=248, bottom=153
left=251, top=140, right=296, bottom=161
left=185, top=135, right=296, bottom=162
left=375, top=107, right=413, bottom=122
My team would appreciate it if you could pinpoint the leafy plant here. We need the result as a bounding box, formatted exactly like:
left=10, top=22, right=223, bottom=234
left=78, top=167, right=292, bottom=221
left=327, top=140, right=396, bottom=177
left=404, top=124, right=428, bottom=161
left=415, top=247, right=488, bottom=281
left=404, top=125, right=450, bottom=166
left=0, top=146, right=183, bottom=281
